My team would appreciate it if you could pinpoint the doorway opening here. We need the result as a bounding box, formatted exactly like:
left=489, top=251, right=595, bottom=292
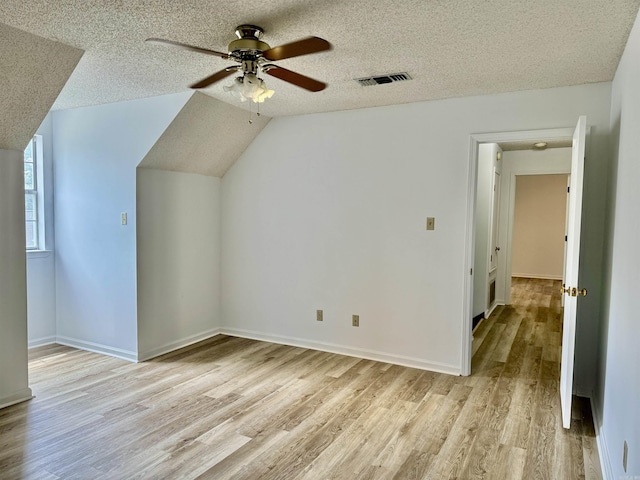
left=511, top=173, right=569, bottom=284
left=462, top=126, right=581, bottom=377
left=472, top=169, right=570, bottom=371
left=464, top=118, right=589, bottom=430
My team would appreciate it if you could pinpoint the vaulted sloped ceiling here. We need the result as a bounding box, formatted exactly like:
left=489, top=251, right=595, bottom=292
left=0, top=22, right=83, bottom=150
left=139, top=92, right=270, bottom=177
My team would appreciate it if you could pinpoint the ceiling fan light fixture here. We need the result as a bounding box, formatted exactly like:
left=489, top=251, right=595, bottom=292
left=148, top=25, right=330, bottom=96
left=224, top=73, right=275, bottom=103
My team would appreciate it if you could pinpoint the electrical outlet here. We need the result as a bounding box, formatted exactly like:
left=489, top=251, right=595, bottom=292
left=316, top=310, right=323, bottom=322
left=352, top=314, right=359, bottom=327
left=623, top=440, right=628, bottom=472
left=121, top=212, right=127, bottom=225
left=426, top=217, right=435, bottom=230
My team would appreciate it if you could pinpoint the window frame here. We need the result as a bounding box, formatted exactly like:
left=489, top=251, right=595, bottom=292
left=24, top=135, right=45, bottom=251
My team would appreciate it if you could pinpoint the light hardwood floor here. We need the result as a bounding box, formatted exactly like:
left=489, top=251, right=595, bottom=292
left=0, top=278, right=601, bottom=479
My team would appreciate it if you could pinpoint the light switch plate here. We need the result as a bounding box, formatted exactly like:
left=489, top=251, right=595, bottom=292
left=426, top=217, right=435, bottom=230
left=316, top=310, right=323, bottom=322
left=352, top=315, right=359, bottom=327
left=121, top=212, right=127, bottom=225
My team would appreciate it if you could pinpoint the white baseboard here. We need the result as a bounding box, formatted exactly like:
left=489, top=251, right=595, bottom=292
left=220, top=327, right=461, bottom=376
left=55, top=336, right=137, bottom=363
left=0, top=388, right=33, bottom=410
left=50, top=327, right=460, bottom=374
left=138, top=328, right=222, bottom=362
left=590, top=396, right=613, bottom=480
left=512, top=273, right=564, bottom=280
left=28, top=336, right=57, bottom=349
left=485, top=302, right=504, bottom=319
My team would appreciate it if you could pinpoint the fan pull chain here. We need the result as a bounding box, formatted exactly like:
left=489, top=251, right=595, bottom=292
left=247, top=101, right=261, bottom=125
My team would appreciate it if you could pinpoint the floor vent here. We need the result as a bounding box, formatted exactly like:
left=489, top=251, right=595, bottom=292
left=356, top=72, right=412, bottom=86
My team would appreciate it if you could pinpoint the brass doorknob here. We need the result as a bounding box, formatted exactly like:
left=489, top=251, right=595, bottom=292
left=561, top=284, right=587, bottom=296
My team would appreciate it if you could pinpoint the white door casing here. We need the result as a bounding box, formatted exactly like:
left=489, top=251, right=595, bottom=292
left=463, top=124, right=587, bottom=379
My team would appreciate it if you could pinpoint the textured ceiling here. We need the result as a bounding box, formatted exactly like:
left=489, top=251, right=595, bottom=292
left=139, top=92, right=270, bottom=177
left=0, top=22, right=82, bottom=150
left=1, top=0, right=639, bottom=118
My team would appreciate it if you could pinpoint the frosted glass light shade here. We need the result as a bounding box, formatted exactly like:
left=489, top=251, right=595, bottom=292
left=224, top=74, right=274, bottom=103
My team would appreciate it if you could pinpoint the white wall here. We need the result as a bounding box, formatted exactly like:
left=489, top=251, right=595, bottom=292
left=26, top=253, right=56, bottom=347
left=0, top=149, right=32, bottom=408
left=596, top=8, right=640, bottom=479
left=26, top=113, right=57, bottom=347
left=511, top=174, right=568, bottom=279
left=221, top=82, right=612, bottom=376
left=136, top=168, right=221, bottom=360
left=52, top=92, right=190, bottom=360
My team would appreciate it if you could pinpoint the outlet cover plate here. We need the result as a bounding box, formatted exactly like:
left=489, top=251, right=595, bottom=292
left=316, top=310, right=323, bottom=322
left=352, top=314, right=359, bottom=327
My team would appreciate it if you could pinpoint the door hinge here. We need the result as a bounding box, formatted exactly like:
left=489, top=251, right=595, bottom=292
left=470, top=268, right=473, bottom=275
left=565, top=235, right=568, bottom=241
left=567, top=186, right=570, bottom=193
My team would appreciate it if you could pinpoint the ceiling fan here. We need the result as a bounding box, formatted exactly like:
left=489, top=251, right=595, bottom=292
left=146, top=25, right=332, bottom=102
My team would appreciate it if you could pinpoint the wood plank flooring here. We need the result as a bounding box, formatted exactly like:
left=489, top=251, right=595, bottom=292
left=0, top=278, right=601, bottom=479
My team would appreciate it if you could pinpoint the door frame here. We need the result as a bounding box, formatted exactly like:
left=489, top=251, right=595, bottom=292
left=462, top=126, right=587, bottom=376
left=499, top=159, right=574, bottom=305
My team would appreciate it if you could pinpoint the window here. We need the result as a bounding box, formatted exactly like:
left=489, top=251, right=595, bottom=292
left=24, top=136, right=45, bottom=250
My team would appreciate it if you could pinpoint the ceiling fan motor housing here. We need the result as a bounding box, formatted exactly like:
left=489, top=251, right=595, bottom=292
left=229, top=25, right=270, bottom=56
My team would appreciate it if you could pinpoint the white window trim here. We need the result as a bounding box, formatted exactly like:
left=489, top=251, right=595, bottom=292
left=27, top=250, right=51, bottom=258
left=25, top=135, right=46, bottom=252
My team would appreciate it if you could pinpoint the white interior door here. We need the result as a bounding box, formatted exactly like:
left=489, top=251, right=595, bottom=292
left=560, top=115, right=587, bottom=429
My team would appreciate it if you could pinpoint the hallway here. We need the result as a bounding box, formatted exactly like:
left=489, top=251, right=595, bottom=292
left=471, top=277, right=602, bottom=479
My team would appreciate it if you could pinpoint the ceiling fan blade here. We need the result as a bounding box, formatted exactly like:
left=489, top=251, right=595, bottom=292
left=262, top=37, right=331, bottom=61
left=263, top=65, right=326, bottom=92
left=145, top=37, right=229, bottom=59
left=190, top=68, right=238, bottom=89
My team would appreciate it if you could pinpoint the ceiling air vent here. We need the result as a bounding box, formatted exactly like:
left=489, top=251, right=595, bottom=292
left=355, top=72, right=412, bottom=86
